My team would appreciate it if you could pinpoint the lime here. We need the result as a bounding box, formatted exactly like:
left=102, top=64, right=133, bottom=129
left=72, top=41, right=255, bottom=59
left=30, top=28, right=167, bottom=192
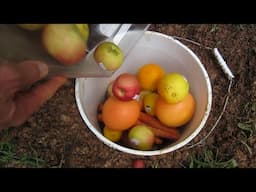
left=157, top=73, right=189, bottom=104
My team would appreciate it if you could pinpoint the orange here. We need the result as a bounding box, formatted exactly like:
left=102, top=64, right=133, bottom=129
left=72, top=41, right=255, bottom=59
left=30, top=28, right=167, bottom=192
left=155, top=93, right=196, bottom=127
left=102, top=96, right=140, bottom=131
left=137, top=63, right=165, bottom=91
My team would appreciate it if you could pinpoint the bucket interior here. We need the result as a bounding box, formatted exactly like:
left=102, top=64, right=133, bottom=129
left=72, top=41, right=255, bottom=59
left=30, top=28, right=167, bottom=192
left=75, top=31, right=212, bottom=156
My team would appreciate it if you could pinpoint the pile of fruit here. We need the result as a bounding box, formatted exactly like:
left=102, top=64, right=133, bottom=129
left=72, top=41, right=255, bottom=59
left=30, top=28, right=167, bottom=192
left=97, top=63, right=196, bottom=151
left=17, top=24, right=124, bottom=70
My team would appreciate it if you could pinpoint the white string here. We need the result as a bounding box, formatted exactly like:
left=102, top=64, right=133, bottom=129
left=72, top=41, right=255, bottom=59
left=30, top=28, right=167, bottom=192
left=171, top=35, right=234, bottom=149
left=187, top=79, right=233, bottom=148
left=172, top=35, right=213, bottom=50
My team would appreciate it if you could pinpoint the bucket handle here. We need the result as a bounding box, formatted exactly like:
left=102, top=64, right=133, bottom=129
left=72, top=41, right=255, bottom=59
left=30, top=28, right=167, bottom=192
left=172, top=36, right=235, bottom=149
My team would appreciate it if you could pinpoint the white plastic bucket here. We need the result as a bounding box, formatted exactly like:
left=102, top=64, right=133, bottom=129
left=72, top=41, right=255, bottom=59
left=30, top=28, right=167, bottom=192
left=75, top=31, right=212, bottom=156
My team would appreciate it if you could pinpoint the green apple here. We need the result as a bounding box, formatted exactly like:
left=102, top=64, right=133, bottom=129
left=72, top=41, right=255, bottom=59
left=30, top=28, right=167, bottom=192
left=42, top=24, right=87, bottom=65
left=128, top=125, right=155, bottom=150
left=93, top=41, right=124, bottom=71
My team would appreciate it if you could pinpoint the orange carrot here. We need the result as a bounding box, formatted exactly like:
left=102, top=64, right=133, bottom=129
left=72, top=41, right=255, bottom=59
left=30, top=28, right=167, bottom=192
left=134, top=119, right=180, bottom=140
left=150, top=126, right=180, bottom=140
left=139, top=112, right=176, bottom=131
left=138, top=112, right=180, bottom=140
left=154, top=137, right=163, bottom=144
left=133, top=119, right=144, bottom=126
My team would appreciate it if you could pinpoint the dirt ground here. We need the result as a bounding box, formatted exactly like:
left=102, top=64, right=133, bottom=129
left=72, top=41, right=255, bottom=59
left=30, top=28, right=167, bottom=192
left=1, top=24, right=255, bottom=168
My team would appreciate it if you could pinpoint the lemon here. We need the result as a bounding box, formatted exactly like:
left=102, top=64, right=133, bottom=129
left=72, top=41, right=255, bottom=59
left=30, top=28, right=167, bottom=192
left=143, top=92, right=158, bottom=116
left=137, top=90, right=151, bottom=108
left=18, top=24, right=46, bottom=31
left=75, top=24, right=89, bottom=41
left=157, top=73, right=189, bottom=104
left=103, top=126, right=122, bottom=142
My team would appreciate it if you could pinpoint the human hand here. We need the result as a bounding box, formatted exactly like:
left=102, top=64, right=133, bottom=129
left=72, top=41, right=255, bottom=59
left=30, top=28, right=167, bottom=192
left=0, top=60, right=67, bottom=131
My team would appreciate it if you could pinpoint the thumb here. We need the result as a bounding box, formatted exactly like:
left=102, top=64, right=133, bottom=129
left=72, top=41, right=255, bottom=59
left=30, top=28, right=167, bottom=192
left=16, top=60, right=49, bottom=86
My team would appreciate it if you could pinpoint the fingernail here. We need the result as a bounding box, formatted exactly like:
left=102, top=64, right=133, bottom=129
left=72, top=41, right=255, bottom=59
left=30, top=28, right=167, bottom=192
left=36, top=62, right=49, bottom=78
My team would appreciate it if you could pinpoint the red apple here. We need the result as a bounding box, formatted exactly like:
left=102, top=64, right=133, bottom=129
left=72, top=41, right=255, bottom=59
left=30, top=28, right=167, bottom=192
left=132, top=159, right=146, bottom=168
left=42, top=24, right=87, bottom=65
left=112, top=73, right=141, bottom=101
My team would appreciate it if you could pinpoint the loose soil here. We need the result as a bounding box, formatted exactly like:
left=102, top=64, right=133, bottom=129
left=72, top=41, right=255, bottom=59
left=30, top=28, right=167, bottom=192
left=1, top=24, right=255, bottom=168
